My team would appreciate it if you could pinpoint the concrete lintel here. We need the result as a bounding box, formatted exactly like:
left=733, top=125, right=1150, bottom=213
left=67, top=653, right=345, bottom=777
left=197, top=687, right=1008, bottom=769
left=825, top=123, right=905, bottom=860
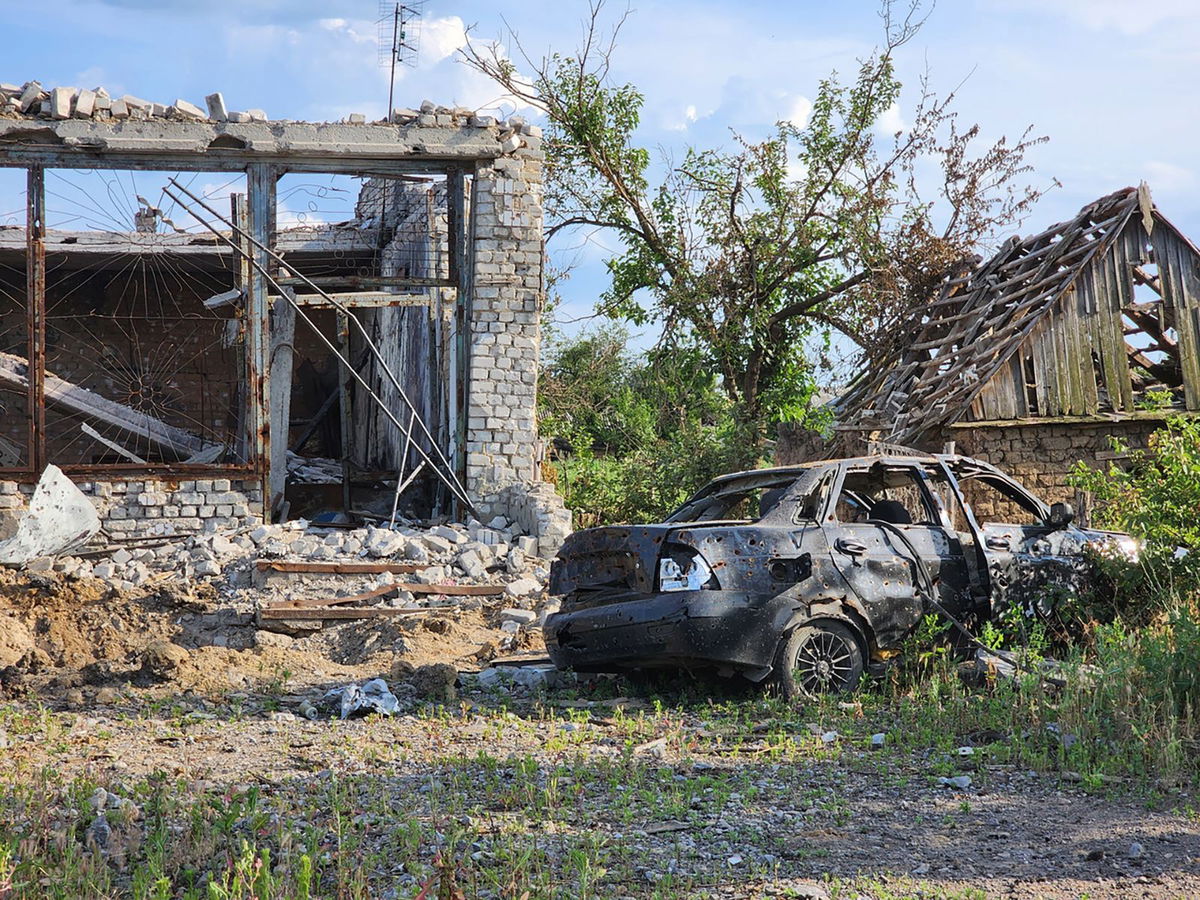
left=0, top=119, right=508, bottom=167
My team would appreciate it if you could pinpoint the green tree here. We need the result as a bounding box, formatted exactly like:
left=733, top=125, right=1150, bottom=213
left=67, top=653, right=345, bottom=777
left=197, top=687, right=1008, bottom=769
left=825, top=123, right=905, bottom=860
left=538, top=326, right=738, bottom=525
left=465, top=1, right=1051, bottom=446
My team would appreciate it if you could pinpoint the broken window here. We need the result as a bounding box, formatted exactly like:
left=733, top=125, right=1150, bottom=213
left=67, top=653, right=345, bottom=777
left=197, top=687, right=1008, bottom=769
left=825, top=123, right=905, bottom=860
left=833, top=465, right=939, bottom=525
left=667, top=472, right=804, bottom=524
left=35, top=168, right=249, bottom=469
left=1123, top=246, right=1183, bottom=408
left=957, top=474, right=1044, bottom=527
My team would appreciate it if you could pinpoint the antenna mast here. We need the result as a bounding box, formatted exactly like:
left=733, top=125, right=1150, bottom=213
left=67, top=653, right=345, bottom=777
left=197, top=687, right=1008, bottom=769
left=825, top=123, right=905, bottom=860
left=379, top=1, right=424, bottom=118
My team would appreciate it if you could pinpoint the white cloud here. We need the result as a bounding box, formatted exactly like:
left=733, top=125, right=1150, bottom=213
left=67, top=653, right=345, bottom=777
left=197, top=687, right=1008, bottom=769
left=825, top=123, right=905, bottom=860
left=785, top=95, right=812, bottom=129
left=420, top=16, right=469, bottom=65
left=875, top=102, right=904, bottom=136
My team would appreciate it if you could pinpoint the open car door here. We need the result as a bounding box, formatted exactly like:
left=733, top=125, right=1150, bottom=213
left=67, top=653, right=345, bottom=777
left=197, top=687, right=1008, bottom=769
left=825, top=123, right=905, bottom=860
left=825, top=461, right=973, bottom=648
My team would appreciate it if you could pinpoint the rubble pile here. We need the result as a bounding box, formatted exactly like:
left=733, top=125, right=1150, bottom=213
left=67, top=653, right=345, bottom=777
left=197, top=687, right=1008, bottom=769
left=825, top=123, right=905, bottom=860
left=48, top=513, right=551, bottom=603
left=0, top=82, right=543, bottom=140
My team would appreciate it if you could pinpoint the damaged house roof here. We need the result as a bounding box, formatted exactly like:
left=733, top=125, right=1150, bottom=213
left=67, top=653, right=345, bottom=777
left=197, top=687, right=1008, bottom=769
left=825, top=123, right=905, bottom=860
left=835, top=184, right=1200, bottom=448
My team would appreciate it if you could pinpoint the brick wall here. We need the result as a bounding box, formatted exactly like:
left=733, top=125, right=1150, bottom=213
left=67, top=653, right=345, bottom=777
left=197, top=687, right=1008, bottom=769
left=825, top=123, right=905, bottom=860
left=0, top=476, right=261, bottom=541
left=465, top=132, right=543, bottom=497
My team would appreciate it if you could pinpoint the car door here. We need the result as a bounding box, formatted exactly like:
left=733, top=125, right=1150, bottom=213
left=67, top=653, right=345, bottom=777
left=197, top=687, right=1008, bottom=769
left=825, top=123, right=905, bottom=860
left=826, top=461, right=972, bottom=648
left=947, top=464, right=1091, bottom=617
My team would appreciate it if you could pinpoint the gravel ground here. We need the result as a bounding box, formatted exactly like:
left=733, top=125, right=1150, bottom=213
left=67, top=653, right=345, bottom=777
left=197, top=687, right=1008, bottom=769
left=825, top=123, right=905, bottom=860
left=1, top=673, right=1197, bottom=899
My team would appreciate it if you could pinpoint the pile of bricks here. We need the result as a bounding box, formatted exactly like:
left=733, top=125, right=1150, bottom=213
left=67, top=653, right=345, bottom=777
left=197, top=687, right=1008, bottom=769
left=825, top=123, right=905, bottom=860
left=0, top=82, right=268, bottom=124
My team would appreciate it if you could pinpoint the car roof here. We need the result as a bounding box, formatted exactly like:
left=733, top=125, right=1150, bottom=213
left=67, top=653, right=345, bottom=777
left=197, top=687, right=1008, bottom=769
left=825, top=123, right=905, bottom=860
left=705, top=453, right=984, bottom=487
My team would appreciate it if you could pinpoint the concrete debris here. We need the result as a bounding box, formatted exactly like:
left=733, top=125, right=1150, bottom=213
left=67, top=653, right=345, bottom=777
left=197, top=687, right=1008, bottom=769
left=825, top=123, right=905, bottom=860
left=1, top=78, right=540, bottom=141
left=205, top=92, right=227, bottom=121
left=0, top=465, right=100, bottom=566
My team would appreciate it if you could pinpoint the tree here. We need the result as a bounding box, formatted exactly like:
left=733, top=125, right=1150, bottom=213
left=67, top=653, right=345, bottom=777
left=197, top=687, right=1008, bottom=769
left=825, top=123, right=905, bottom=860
left=464, top=1, right=1052, bottom=450
left=538, top=326, right=737, bottom=525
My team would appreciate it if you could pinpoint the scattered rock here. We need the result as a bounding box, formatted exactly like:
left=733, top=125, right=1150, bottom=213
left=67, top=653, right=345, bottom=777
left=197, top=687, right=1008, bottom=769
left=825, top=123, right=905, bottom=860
left=254, top=630, right=294, bottom=650
left=499, top=608, right=538, bottom=626
left=139, top=640, right=191, bottom=683
left=504, top=577, right=541, bottom=598
left=85, top=814, right=111, bottom=853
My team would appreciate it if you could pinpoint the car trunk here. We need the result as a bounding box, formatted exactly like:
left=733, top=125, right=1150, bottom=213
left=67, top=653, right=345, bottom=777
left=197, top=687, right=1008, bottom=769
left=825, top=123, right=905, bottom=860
left=549, top=525, right=676, bottom=597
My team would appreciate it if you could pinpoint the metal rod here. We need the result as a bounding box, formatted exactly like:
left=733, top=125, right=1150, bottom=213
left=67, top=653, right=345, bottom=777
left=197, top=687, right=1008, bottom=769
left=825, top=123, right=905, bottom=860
left=162, top=183, right=476, bottom=513
left=26, top=166, right=45, bottom=471
left=336, top=310, right=353, bottom=516
left=387, top=3, right=400, bottom=119
left=165, top=177, right=471, bottom=506
left=389, top=459, right=426, bottom=528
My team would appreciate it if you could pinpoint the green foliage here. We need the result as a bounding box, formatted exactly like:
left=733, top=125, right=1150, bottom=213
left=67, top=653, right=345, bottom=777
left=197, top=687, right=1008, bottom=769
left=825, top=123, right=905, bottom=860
left=465, top=1, right=1049, bottom=448
left=1067, top=415, right=1200, bottom=621
left=539, top=326, right=749, bottom=525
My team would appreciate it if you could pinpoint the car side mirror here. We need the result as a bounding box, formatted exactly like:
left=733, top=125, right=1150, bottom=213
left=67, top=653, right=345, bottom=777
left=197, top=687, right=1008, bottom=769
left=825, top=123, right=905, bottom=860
left=1047, top=501, right=1074, bottom=529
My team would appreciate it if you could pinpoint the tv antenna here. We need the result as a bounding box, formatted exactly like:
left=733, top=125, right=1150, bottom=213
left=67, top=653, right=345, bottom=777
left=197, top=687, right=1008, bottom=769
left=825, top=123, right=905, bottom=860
left=379, top=1, right=425, bottom=116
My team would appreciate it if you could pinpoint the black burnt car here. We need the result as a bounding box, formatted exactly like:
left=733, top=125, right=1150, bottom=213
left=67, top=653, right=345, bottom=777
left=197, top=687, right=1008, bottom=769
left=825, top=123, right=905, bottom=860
left=545, top=454, right=1137, bottom=697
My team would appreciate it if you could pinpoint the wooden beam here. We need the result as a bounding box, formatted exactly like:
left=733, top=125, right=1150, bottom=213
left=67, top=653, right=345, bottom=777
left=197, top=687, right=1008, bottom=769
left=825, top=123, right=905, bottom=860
left=0, top=351, right=209, bottom=457
left=273, top=291, right=431, bottom=309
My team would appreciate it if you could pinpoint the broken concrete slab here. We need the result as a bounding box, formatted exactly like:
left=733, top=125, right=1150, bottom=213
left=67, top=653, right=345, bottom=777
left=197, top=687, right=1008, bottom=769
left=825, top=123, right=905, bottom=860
left=0, top=465, right=100, bottom=565
left=172, top=99, right=206, bottom=120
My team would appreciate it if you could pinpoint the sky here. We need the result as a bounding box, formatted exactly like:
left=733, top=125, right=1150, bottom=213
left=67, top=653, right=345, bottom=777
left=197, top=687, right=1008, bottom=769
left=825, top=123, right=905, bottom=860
left=4, top=0, right=1200, bottom=360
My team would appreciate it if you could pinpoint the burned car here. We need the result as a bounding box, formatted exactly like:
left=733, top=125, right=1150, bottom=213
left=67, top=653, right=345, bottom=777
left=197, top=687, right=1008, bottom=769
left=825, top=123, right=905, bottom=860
left=545, top=454, right=1136, bottom=697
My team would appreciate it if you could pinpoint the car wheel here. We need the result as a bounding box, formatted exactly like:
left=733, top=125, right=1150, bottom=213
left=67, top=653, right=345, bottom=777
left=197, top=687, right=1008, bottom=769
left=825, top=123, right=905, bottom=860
left=774, top=620, right=865, bottom=699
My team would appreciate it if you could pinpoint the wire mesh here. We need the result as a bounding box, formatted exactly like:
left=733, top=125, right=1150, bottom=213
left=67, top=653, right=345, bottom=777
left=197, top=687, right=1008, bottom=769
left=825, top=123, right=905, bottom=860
left=39, top=168, right=248, bottom=468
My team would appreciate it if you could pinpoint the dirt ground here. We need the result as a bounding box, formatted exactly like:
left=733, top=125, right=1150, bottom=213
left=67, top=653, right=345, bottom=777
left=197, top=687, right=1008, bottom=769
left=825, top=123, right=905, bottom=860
left=1, top=572, right=1198, bottom=899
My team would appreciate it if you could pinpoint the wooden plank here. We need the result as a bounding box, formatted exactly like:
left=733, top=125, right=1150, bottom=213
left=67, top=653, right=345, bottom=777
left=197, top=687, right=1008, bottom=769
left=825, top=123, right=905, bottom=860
left=255, top=560, right=425, bottom=575
left=1097, top=253, right=1134, bottom=410
left=269, top=584, right=397, bottom=610
left=260, top=607, right=430, bottom=620
left=0, top=351, right=210, bottom=458
left=1158, top=230, right=1200, bottom=409
left=273, top=291, right=432, bottom=309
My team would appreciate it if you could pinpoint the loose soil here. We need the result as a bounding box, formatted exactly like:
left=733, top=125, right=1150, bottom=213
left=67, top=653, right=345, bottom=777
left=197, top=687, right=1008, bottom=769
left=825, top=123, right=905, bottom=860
left=0, top=572, right=1197, bottom=899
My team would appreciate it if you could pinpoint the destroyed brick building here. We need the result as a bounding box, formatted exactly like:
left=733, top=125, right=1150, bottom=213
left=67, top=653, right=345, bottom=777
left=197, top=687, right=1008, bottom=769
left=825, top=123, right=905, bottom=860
left=780, top=184, right=1200, bottom=520
left=0, top=81, right=570, bottom=555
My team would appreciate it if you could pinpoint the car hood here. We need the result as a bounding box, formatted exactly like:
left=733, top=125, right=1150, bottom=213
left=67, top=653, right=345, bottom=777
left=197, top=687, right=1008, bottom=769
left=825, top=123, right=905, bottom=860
left=549, top=525, right=678, bottom=595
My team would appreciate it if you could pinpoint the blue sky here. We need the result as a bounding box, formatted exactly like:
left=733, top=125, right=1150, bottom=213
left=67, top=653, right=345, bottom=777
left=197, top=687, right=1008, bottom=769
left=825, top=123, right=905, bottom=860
left=5, top=0, right=1200, bottom=361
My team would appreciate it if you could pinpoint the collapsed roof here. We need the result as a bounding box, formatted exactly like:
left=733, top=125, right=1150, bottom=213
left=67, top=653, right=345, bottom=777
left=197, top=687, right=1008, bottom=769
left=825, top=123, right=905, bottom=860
left=836, top=184, right=1200, bottom=447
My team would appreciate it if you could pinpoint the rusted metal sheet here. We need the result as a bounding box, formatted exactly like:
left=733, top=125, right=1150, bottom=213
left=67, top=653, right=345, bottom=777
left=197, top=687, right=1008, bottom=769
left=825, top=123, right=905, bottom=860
left=260, top=607, right=429, bottom=620
left=254, top=560, right=425, bottom=575
left=26, top=166, right=44, bottom=471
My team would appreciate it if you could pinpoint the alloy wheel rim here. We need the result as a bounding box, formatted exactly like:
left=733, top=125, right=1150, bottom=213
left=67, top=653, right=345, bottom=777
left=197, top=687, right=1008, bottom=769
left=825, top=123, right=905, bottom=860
left=793, top=631, right=855, bottom=694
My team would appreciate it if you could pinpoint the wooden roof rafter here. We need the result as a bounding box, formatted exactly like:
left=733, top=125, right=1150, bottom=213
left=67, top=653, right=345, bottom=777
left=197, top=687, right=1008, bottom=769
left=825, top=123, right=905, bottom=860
left=837, top=186, right=1155, bottom=446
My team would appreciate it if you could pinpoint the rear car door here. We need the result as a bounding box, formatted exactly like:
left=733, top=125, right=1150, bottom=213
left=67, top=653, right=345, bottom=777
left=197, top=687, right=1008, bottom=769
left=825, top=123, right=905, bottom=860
left=826, top=461, right=973, bottom=647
